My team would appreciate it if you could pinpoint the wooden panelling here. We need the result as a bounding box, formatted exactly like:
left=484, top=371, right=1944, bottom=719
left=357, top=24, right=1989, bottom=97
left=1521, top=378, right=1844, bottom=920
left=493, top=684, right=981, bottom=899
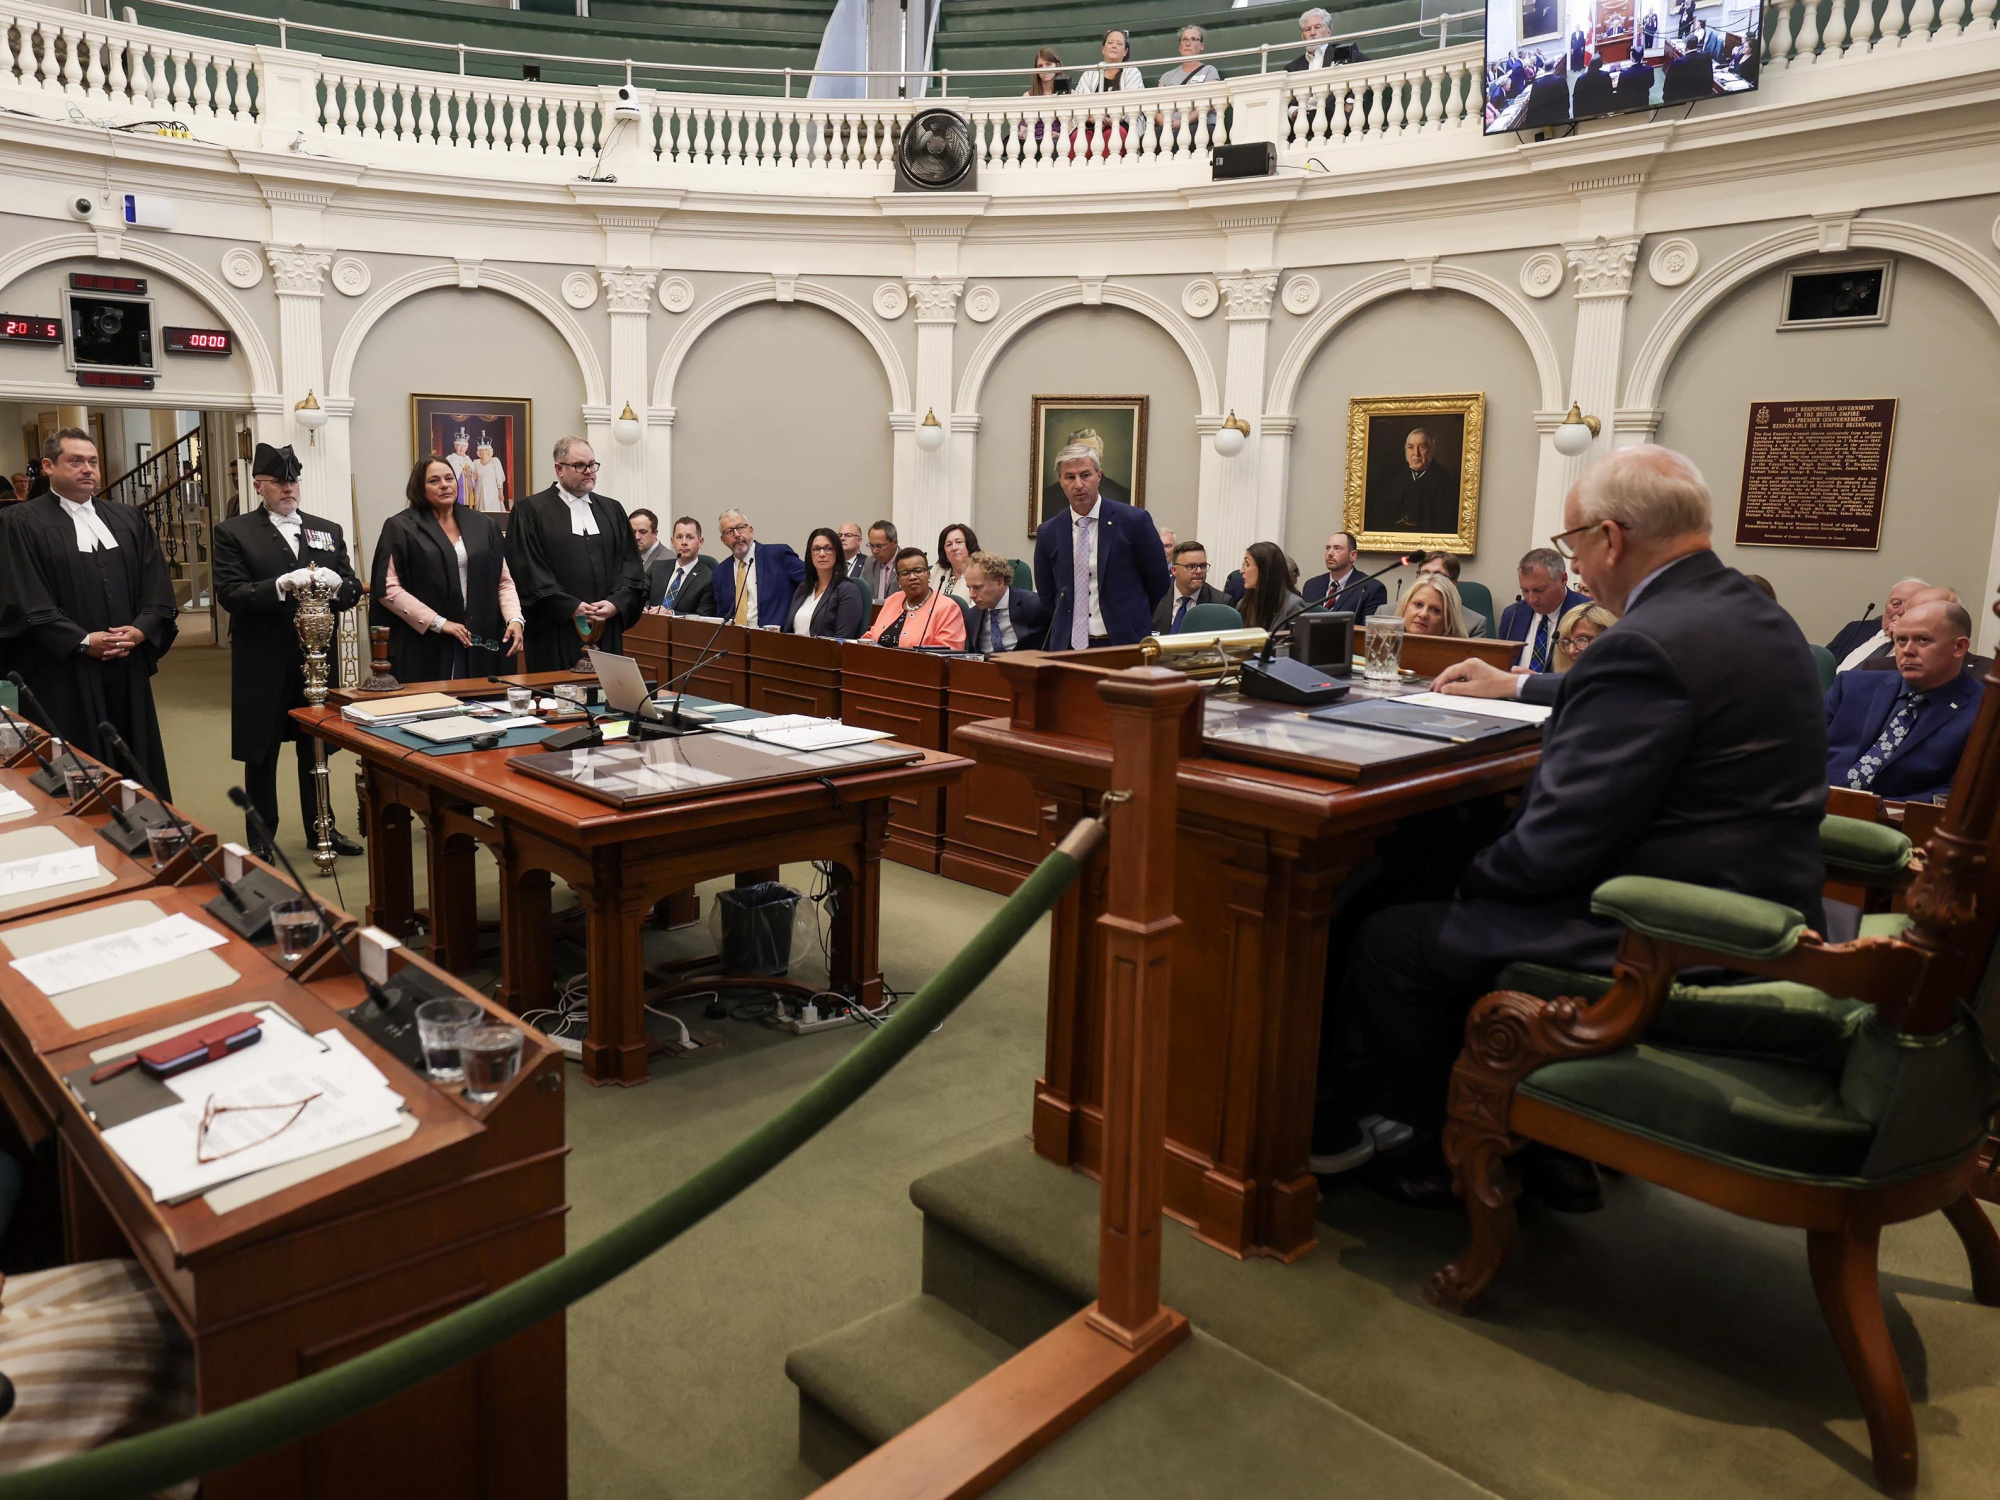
left=943, top=658, right=1048, bottom=895
left=839, top=644, right=950, bottom=873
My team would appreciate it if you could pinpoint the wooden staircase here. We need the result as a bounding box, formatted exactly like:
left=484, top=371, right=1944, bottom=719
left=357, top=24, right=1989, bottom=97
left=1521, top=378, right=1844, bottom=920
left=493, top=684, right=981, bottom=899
left=100, top=426, right=210, bottom=612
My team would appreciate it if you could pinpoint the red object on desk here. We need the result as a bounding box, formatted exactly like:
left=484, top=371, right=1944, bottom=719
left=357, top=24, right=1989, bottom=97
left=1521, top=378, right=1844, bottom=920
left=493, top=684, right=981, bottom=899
left=121, top=1011, right=263, bottom=1081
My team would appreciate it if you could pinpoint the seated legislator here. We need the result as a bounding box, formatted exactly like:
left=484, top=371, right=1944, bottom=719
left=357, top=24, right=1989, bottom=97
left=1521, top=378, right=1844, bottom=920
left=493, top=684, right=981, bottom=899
left=1498, top=547, right=1590, bottom=673
left=1304, top=531, right=1388, bottom=620
left=1237, top=541, right=1307, bottom=634
left=1153, top=540, right=1224, bottom=633
left=1825, top=598, right=1983, bottom=806
left=782, top=527, right=869, bottom=639
left=371, top=455, right=525, bottom=682
left=937, top=523, right=981, bottom=608
left=1417, top=552, right=1489, bottom=635
left=1397, top=574, right=1467, bottom=637
left=1554, top=601, right=1616, bottom=669
left=1827, top=577, right=1939, bottom=672
left=708, top=508, right=805, bottom=628
left=864, top=548, right=967, bottom=650
left=646, top=516, right=715, bottom=614
left=963, top=551, right=1049, bottom=653
left=1324, top=447, right=1829, bottom=1202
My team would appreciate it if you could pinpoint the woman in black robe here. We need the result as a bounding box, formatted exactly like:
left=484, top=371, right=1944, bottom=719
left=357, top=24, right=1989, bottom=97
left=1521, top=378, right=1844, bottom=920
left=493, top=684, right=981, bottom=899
left=369, top=455, right=523, bottom=683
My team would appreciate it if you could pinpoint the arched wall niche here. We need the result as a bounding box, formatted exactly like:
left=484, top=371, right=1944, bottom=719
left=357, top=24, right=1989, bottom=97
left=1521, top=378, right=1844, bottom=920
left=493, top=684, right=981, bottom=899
left=1284, top=288, right=1544, bottom=609
left=672, top=299, right=894, bottom=552
left=347, top=286, right=588, bottom=556
left=969, top=304, right=1201, bottom=558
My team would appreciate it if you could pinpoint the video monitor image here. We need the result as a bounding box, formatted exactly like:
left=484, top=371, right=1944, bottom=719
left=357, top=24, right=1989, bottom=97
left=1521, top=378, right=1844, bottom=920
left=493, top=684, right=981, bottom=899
left=1483, top=0, right=1760, bottom=135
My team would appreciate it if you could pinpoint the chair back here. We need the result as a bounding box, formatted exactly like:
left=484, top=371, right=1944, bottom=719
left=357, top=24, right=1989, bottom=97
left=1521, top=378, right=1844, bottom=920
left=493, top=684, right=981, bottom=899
left=700, top=553, right=719, bottom=568
left=1810, top=644, right=1836, bottom=692
left=1179, top=603, right=1243, bottom=632
left=1457, top=579, right=1496, bottom=627
left=1009, top=557, right=1034, bottom=591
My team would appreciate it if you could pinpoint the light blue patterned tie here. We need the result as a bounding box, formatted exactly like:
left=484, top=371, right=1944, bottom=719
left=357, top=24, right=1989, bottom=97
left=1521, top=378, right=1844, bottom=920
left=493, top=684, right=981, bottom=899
left=1847, top=690, right=1926, bottom=790
left=1071, top=514, right=1092, bottom=650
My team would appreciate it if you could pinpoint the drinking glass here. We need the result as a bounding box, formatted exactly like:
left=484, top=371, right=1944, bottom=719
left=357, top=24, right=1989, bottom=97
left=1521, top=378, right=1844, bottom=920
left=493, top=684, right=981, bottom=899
left=415, top=997, right=484, bottom=1084
left=1363, top=616, right=1406, bottom=683
left=459, top=1024, right=525, bottom=1103
left=146, top=823, right=189, bottom=870
left=63, top=763, right=95, bottom=803
left=271, top=899, right=323, bottom=964
left=505, top=685, right=534, bottom=715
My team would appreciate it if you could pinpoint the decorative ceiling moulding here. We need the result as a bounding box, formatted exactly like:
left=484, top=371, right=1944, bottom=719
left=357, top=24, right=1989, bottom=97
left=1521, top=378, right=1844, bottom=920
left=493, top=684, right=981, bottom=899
left=1405, top=258, right=1437, bottom=293
left=1182, top=280, right=1219, bottom=319
left=1647, top=238, right=1699, bottom=288
left=1219, top=272, right=1278, bottom=320
left=1280, top=276, right=1320, bottom=315
left=907, top=277, right=963, bottom=323
left=1078, top=276, right=1106, bottom=306
left=1565, top=236, right=1641, bottom=299
left=1815, top=214, right=1856, bottom=254
left=658, top=276, right=694, bottom=313
left=1568, top=171, right=1647, bottom=195
left=600, top=267, right=659, bottom=313
left=963, top=285, right=1000, bottom=323
left=773, top=272, right=799, bottom=303
left=265, top=245, right=332, bottom=296
left=1519, top=251, right=1564, bottom=299
left=92, top=228, right=123, bottom=262
left=453, top=259, right=481, bottom=290
left=873, top=282, right=908, bottom=319
left=330, top=256, right=371, bottom=296
left=561, top=271, right=599, bottom=309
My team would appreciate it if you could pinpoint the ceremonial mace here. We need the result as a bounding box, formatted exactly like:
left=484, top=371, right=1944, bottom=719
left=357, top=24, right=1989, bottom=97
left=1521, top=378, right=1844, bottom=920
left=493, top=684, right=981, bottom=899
left=293, top=572, right=342, bottom=875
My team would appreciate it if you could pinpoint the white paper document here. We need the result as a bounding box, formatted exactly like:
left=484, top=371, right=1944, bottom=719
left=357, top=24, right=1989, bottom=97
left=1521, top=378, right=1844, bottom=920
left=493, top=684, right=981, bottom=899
left=0, top=789, right=33, bottom=822
left=1398, top=691, right=1551, bottom=725
left=0, top=845, right=99, bottom=898
left=759, top=723, right=893, bottom=751
left=710, top=715, right=823, bottom=738
left=10, top=912, right=229, bottom=997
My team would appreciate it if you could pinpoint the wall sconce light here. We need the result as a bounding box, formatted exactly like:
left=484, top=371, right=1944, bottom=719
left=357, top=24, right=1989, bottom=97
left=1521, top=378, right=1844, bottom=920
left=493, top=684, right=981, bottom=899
left=293, top=389, right=327, bottom=446
left=1552, top=402, right=1602, bottom=457
left=613, top=402, right=642, bottom=446
left=1212, top=410, right=1251, bottom=458
left=915, top=407, right=946, bottom=453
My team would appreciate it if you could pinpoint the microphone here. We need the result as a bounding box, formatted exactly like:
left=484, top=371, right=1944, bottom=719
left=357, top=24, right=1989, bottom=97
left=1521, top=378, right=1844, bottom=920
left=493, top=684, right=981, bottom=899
left=98, top=723, right=257, bottom=919
left=0, top=702, right=56, bottom=777
left=228, top=785, right=391, bottom=1005
left=67, top=749, right=138, bottom=838
left=650, top=617, right=732, bottom=736
left=6, top=672, right=76, bottom=795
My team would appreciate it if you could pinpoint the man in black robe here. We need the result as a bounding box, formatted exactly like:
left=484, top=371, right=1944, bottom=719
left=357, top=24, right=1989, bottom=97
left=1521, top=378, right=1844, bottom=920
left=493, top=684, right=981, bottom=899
left=0, top=427, right=177, bottom=794
left=212, top=443, right=365, bottom=858
left=505, top=436, right=646, bottom=672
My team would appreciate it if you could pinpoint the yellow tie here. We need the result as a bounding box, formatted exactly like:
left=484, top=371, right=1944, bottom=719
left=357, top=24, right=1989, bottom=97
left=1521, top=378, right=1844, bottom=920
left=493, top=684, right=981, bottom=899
left=732, top=561, right=751, bottom=625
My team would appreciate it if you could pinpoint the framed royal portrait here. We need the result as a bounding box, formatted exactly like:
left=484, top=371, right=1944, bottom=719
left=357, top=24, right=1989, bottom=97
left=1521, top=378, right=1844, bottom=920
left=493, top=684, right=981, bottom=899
left=411, top=394, right=532, bottom=515
left=1344, top=393, right=1485, bottom=555
left=1029, top=395, right=1148, bottom=538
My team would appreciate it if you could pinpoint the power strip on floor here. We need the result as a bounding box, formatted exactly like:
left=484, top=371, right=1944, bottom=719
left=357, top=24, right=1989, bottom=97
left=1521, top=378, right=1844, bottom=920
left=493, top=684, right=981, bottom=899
left=777, top=997, right=899, bottom=1035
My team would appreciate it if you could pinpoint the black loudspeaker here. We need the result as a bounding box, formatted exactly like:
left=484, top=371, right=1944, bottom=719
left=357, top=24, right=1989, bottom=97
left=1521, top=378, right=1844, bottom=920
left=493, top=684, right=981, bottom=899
left=1211, top=142, right=1276, bottom=180
left=1291, top=612, right=1354, bottom=674
left=895, top=108, right=977, bottom=193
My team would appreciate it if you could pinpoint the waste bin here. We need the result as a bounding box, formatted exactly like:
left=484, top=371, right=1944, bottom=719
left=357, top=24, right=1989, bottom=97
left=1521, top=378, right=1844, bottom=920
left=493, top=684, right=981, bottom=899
left=715, top=882, right=803, bottom=976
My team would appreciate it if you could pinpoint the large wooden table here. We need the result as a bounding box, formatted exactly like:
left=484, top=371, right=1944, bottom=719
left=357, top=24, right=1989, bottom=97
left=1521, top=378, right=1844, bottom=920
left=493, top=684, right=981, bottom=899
left=956, top=642, right=1540, bottom=1262
left=0, top=751, right=566, bottom=1499
left=303, top=672, right=971, bottom=1085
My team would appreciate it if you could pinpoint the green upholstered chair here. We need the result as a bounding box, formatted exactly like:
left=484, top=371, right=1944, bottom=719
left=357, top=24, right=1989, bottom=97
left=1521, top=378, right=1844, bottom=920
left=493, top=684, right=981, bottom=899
left=1457, top=579, right=1497, bottom=631
left=1179, top=603, right=1243, bottom=633
left=1429, top=713, right=2000, bottom=1497
left=1813, top=643, right=1839, bottom=692
left=1009, top=558, right=1034, bottom=592
left=700, top=554, right=719, bottom=569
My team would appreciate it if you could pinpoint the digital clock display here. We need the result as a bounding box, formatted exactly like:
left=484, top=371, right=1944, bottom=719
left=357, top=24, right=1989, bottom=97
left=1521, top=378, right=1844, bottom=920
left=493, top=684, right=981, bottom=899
left=163, top=325, right=233, bottom=356
left=1, top=314, right=61, bottom=344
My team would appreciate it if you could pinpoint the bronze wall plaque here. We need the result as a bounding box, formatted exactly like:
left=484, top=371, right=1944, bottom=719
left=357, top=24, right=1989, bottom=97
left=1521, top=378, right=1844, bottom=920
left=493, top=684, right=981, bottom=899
left=1735, top=398, right=1897, bottom=550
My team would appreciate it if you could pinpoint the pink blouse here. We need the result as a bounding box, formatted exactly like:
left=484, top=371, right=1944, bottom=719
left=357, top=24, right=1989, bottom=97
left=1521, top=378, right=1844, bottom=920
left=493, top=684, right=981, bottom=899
left=862, top=588, right=966, bottom=650
left=380, top=554, right=523, bottom=633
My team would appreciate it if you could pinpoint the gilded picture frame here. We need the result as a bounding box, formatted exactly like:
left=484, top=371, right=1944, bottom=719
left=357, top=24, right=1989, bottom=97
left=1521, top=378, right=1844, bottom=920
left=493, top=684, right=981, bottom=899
left=1343, top=393, right=1485, bottom=556
left=410, top=394, right=533, bottom=515
left=1029, top=395, right=1148, bottom=539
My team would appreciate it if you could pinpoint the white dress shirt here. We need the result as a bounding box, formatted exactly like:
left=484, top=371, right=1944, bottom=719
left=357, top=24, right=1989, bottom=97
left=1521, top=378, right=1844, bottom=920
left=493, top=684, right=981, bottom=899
left=266, top=506, right=302, bottom=557
left=1515, top=606, right=1564, bottom=670
left=661, top=558, right=697, bottom=609
left=58, top=495, right=118, bottom=552
left=981, top=592, right=1016, bottom=653
left=1076, top=499, right=1107, bottom=638
left=1839, top=631, right=1889, bottom=672
left=558, top=484, right=599, bottom=536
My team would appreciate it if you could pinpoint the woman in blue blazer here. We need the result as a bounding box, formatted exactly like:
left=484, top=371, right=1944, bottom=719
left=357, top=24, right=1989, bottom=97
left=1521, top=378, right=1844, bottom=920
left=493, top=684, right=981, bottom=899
left=781, top=527, right=868, bottom=639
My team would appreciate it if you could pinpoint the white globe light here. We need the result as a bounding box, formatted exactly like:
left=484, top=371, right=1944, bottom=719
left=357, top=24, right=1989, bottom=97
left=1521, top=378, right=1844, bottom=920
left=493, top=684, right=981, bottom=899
left=915, top=407, right=946, bottom=453
left=1552, top=421, right=1593, bottom=457
left=613, top=402, right=642, bottom=446
left=1212, top=410, right=1251, bottom=459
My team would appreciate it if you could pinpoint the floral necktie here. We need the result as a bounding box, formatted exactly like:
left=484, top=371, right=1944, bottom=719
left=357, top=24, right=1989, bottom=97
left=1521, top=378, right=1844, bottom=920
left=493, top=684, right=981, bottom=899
left=1847, top=690, right=1927, bottom=790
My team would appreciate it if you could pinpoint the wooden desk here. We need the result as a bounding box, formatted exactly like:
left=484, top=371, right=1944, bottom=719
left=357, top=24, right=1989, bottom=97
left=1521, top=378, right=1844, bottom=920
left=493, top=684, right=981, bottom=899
left=942, top=657, right=1048, bottom=895
left=0, top=874, right=566, bottom=1498
left=956, top=648, right=1540, bottom=1261
left=302, top=705, right=970, bottom=1086
left=838, top=644, right=951, bottom=872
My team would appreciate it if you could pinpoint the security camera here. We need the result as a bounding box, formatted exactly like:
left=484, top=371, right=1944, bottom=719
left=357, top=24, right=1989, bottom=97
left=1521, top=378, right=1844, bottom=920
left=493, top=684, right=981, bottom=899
left=613, top=84, right=641, bottom=122
left=65, top=194, right=100, bottom=224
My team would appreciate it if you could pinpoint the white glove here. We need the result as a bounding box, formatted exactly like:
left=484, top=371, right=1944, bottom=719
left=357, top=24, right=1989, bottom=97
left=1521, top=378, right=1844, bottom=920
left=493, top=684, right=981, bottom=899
left=310, top=566, right=341, bottom=588
left=275, top=567, right=313, bottom=598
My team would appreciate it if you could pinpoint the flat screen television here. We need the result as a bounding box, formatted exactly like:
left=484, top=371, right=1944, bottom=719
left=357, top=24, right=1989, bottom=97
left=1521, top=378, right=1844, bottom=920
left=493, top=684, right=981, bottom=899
left=1482, top=0, right=1760, bottom=135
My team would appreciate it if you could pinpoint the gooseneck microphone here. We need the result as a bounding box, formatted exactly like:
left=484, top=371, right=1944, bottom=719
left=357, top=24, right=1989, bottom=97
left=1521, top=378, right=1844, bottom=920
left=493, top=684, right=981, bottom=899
left=5, top=672, right=78, bottom=795
left=655, top=616, right=733, bottom=735
left=227, top=786, right=392, bottom=1006
left=0, top=702, right=56, bottom=777
left=99, top=722, right=248, bottom=914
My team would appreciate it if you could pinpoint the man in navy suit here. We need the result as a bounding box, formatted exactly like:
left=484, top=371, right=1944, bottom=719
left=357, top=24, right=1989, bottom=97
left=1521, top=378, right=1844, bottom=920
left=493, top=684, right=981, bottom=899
left=1033, top=442, right=1170, bottom=649
left=1497, top=547, right=1590, bottom=672
left=1825, top=599, right=1982, bottom=805
left=1302, top=531, right=1388, bottom=621
left=707, top=507, right=803, bottom=628
left=963, top=552, right=1049, bottom=653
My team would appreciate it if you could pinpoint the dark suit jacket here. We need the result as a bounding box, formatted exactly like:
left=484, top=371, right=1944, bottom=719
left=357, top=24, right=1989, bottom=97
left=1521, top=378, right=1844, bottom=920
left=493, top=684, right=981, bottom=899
left=1826, top=616, right=1881, bottom=660
left=1369, top=464, right=1460, bottom=534
left=212, top=507, right=363, bottom=764
left=649, top=555, right=715, bottom=613
left=1304, top=569, right=1389, bottom=621
left=1520, top=73, right=1572, bottom=127
left=708, top=542, right=805, bottom=627
left=779, top=577, right=868, bottom=639
left=1612, top=62, right=1654, bottom=110
left=1572, top=66, right=1615, bottom=116
left=1662, top=53, right=1715, bottom=103
left=1496, top=589, right=1591, bottom=666
left=1153, top=581, right=1223, bottom=633
left=1465, top=551, right=1828, bottom=934
left=1032, top=498, right=1171, bottom=648
left=967, top=587, right=1049, bottom=653
left=1825, top=666, right=1982, bottom=806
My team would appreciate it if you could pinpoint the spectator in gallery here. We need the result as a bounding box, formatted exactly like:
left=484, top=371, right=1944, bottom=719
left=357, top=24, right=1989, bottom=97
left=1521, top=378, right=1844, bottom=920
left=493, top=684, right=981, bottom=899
left=1555, top=602, right=1617, bottom=669
left=782, top=526, right=868, bottom=640
left=1073, top=27, right=1144, bottom=94
left=963, top=552, right=1050, bottom=653
left=865, top=548, right=967, bottom=650
left=936, top=523, right=981, bottom=607
left=1287, top=8, right=1362, bottom=71
left=1397, top=575, right=1468, bottom=638
left=1156, top=25, right=1222, bottom=137
left=1022, top=46, right=1070, bottom=97
left=1237, top=541, right=1307, bottom=634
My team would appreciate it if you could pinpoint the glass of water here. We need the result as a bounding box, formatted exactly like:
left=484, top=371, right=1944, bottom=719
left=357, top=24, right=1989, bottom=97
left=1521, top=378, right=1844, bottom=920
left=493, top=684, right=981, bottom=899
left=63, top=763, right=96, bottom=803
left=415, top=997, right=484, bottom=1084
left=505, top=685, right=534, bottom=715
left=1363, top=616, right=1406, bottom=683
left=146, top=823, right=189, bottom=870
left=270, top=899, right=323, bottom=964
left=459, top=1024, right=525, bottom=1103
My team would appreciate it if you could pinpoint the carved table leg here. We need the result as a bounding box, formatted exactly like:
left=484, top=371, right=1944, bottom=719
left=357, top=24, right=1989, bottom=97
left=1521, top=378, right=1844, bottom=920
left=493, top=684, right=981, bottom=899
left=828, top=807, right=886, bottom=1010
left=365, top=791, right=417, bottom=939
left=497, top=855, right=555, bottom=1017
left=427, top=826, right=479, bottom=974
left=580, top=865, right=651, bottom=1087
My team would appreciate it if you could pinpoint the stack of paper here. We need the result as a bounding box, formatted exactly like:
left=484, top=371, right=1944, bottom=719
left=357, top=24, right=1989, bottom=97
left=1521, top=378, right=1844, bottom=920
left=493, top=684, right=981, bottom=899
left=341, top=692, right=465, bottom=727
left=0, top=788, right=34, bottom=823
left=1397, top=691, right=1552, bottom=725
left=711, top=716, right=893, bottom=751
left=102, top=1010, right=408, bottom=1203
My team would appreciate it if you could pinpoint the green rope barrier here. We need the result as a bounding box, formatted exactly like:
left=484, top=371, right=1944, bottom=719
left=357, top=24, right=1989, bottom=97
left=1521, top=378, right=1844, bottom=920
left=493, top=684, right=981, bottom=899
left=0, top=833, right=1096, bottom=1500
